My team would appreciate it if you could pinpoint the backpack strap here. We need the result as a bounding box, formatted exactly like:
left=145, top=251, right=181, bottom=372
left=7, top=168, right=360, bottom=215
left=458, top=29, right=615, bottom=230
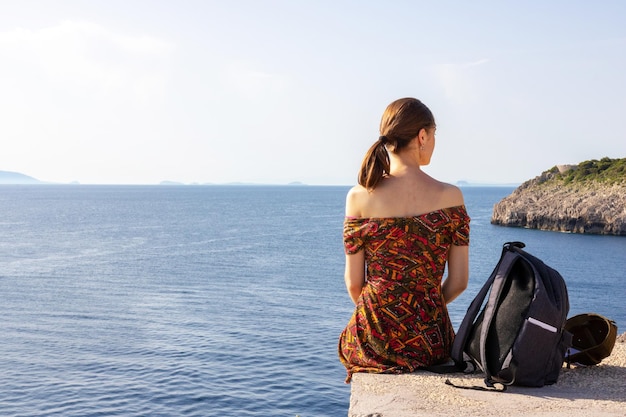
left=445, top=378, right=507, bottom=392
left=450, top=271, right=495, bottom=365
left=477, top=249, right=521, bottom=385
left=451, top=243, right=522, bottom=366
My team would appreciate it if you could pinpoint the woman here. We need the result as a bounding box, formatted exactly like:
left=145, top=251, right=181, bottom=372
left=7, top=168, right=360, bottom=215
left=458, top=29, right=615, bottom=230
left=338, top=97, right=470, bottom=383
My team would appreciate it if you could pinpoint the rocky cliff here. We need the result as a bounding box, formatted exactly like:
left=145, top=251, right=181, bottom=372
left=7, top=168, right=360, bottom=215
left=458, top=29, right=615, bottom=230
left=491, top=158, right=626, bottom=235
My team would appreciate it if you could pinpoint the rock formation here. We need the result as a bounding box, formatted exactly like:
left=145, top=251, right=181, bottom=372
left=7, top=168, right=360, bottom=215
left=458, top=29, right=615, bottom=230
left=491, top=158, right=626, bottom=235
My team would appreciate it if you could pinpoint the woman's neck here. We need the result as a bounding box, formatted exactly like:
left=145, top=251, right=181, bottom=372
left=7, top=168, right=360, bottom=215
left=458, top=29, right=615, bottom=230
left=388, top=150, right=423, bottom=176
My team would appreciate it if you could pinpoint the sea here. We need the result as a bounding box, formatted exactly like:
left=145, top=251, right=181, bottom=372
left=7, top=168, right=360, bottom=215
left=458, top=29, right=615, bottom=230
left=0, top=185, right=624, bottom=417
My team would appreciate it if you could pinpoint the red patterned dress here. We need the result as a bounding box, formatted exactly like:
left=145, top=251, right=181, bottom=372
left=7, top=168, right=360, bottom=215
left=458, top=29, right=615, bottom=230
left=338, top=205, right=470, bottom=382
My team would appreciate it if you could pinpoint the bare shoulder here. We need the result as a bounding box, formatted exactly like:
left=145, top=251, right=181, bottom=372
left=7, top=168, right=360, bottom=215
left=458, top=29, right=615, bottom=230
left=345, top=185, right=369, bottom=217
left=437, top=181, right=465, bottom=208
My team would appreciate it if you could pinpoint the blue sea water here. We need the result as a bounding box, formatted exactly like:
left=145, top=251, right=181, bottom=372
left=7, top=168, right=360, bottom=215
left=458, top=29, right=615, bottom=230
left=0, top=185, right=624, bottom=417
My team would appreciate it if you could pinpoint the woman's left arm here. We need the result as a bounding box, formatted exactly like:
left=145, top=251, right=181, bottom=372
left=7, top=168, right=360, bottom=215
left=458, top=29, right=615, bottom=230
left=344, top=251, right=365, bottom=304
left=343, top=186, right=367, bottom=304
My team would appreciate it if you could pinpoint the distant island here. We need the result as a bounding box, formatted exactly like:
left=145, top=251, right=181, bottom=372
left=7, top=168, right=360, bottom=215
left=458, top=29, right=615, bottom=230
left=0, top=170, right=43, bottom=184
left=456, top=180, right=521, bottom=187
left=158, top=181, right=309, bottom=186
left=0, top=171, right=310, bottom=186
left=491, top=157, right=626, bottom=235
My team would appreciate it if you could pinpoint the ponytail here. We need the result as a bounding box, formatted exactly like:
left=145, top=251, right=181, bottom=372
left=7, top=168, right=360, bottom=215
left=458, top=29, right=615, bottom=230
left=357, top=98, right=434, bottom=190
left=358, top=137, right=390, bottom=190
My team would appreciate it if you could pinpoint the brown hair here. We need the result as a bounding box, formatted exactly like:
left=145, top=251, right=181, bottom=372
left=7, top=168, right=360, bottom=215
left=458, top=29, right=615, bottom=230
left=357, top=97, right=435, bottom=190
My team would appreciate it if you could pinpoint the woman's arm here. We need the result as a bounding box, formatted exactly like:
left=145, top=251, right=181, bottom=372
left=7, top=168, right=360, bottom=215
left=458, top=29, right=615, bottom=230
left=442, top=244, right=469, bottom=304
left=344, top=250, right=366, bottom=305
left=343, top=186, right=367, bottom=304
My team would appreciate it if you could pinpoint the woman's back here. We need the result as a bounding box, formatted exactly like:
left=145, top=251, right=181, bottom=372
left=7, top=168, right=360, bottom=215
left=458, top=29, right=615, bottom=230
left=345, top=169, right=464, bottom=219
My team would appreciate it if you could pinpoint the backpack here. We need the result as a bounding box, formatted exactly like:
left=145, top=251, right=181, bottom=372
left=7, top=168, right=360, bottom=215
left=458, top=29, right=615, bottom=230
left=450, top=242, right=572, bottom=388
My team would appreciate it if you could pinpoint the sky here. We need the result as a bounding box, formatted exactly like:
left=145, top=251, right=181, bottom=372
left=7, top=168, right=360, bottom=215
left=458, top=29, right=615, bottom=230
left=1, top=1, right=625, bottom=185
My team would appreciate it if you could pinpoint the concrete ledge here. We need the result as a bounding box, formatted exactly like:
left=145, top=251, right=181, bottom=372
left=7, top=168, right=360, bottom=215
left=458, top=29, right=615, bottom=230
left=349, top=334, right=625, bottom=417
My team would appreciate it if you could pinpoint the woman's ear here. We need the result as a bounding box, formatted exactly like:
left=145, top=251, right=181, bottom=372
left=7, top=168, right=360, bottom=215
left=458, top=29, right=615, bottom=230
left=417, top=128, right=428, bottom=146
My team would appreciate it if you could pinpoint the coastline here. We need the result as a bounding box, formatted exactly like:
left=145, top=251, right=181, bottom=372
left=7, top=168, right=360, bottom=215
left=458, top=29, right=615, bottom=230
left=348, top=333, right=625, bottom=417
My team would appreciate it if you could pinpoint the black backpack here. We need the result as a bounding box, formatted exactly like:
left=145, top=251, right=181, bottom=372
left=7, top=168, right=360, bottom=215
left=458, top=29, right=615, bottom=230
left=450, top=242, right=572, bottom=388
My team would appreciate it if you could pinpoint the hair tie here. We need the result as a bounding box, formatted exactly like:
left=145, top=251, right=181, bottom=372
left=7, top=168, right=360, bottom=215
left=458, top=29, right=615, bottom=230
left=378, top=135, right=388, bottom=144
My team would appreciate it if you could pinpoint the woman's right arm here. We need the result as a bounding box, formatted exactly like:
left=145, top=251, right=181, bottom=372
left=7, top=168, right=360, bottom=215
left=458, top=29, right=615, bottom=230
left=440, top=183, right=468, bottom=303
left=442, top=244, right=469, bottom=304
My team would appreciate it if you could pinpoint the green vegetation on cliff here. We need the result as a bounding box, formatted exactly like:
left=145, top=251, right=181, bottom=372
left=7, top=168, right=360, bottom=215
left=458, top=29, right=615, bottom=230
left=546, top=157, right=626, bottom=185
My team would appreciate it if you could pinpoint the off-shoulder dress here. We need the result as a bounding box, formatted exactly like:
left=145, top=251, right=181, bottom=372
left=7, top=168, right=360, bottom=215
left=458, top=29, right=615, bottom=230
left=338, top=205, right=470, bottom=382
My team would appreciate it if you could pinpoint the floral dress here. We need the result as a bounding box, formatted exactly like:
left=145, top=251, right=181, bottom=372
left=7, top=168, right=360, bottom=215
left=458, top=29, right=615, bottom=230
left=338, top=206, right=470, bottom=382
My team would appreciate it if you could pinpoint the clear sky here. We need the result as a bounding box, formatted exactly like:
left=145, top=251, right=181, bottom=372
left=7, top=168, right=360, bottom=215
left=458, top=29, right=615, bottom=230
left=1, top=1, right=624, bottom=185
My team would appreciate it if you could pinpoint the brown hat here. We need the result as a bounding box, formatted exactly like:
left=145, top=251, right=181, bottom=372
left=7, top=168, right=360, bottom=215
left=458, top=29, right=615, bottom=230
left=565, top=313, right=618, bottom=366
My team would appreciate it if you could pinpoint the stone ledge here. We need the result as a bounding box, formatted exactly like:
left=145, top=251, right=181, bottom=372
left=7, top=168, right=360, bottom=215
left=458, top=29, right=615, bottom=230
left=348, top=334, right=625, bottom=417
